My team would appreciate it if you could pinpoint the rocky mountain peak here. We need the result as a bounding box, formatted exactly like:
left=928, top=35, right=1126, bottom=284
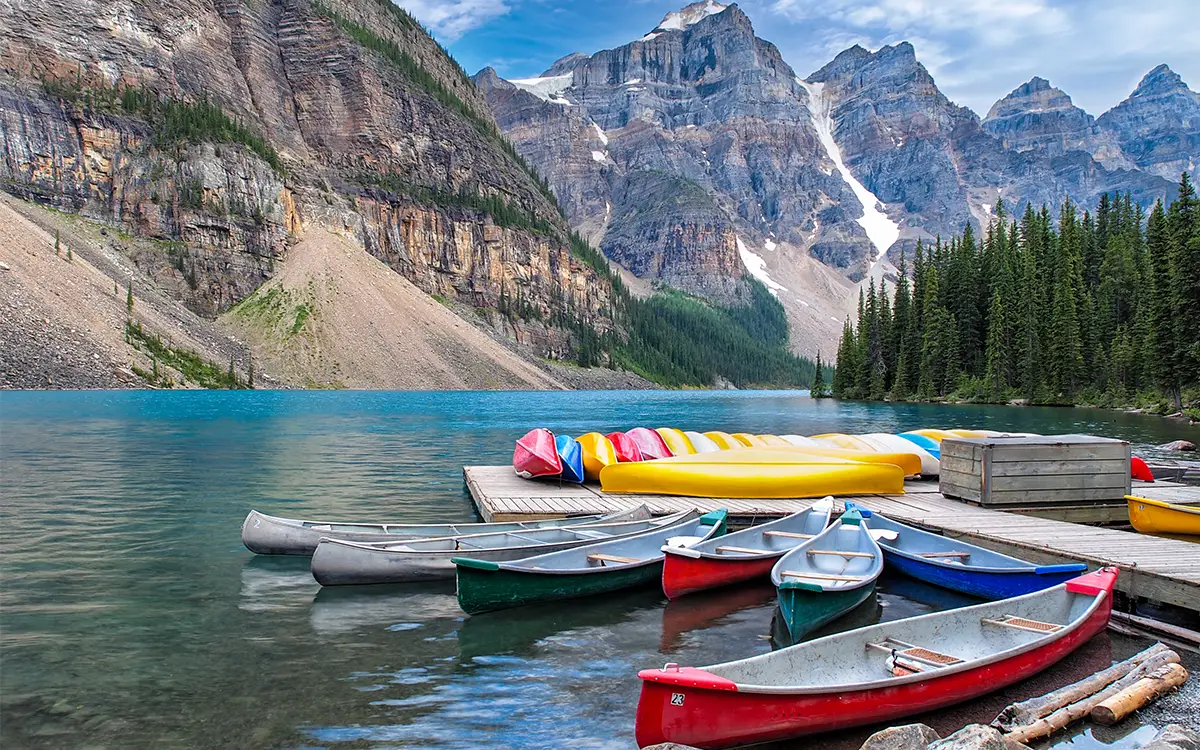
left=649, top=0, right=730, bottom=35
left=471, top=67, right=513, bottom=94
left=1096, top=64, right=1199, bottom=180
left=985, top=77, right=1079, bottom=121
left=1132, top=64, right=1187, bottom=97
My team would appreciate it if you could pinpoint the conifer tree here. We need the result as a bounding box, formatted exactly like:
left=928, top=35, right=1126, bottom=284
left=811, top=351, right=826, bottom=397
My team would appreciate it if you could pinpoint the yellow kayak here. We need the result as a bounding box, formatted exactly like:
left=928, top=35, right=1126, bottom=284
left=685, top=431, right=722, bottom=453
left=656, top=428, right=697, bottom=456
left=599, top=450, right=905, bottom=498
left=909, top=429, right=961, bottom=442
left=576, top=432, right=618, bottom=481
left=731, top=433, right=769, bottom=448
left=946, top=429, right=990, bottom=438
left=811, top=433, right=878, bottom=452
left=1127, top=495, right=1200, bottom=537
left=703, top=431, right=742, bottom=450
left=756, top=435, right=792, bottom=446
left=757, top=446, right=922, bottom=476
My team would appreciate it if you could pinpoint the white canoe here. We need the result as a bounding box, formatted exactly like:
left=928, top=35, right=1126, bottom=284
left=859, top=433, right=940, bottom=475
left=241, top=505, right=649, bottom=556
left=310, top=509, right=698, bottom=585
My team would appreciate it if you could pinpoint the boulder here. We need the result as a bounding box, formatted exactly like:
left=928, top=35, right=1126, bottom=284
left=1160, top=440, right=1196, bottom=452
left=642, top=744, right=704, bottom=750
left=927, top=724, right=1032, bottom=750
left=1140, top=725, right=1200, bottom=750
left=860, top=723, right=941, bottom=750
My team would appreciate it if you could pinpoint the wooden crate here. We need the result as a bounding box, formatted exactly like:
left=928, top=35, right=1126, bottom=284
left=939, top=435, right=1131, bottom=506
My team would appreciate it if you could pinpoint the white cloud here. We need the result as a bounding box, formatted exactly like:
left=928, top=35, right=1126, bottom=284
left=395, top=0, right=512, bottom=41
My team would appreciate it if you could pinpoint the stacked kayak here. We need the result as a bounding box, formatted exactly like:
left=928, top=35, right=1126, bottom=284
left=599, top=450, right=906, bottom=499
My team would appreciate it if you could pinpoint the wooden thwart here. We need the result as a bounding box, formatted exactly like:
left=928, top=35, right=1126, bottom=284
left=715, top=545, right=766, bottom=555
left=762, top=530, right=814, bottom=539
left=780, top=570, right=866, bottom=582
left=920, top=551, right=972, bottom=559
left=587, top=553, right=638, bottom=565
left=807, top=549, right=875, bottom=559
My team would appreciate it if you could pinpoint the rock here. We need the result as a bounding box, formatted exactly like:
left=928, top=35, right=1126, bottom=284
left=642, top=744, right=704, bottom=750
left=927, top=724, right=1031, bottom=750
left=1096, top=65, right=1200, bottom=181
left=1160, top=440, right=1196, bottom=452
left=1140, top=724, right=1200, bottom=750
left=0, top=261, right=10, bottom=270
left=858, top=723, right=940, bottom=750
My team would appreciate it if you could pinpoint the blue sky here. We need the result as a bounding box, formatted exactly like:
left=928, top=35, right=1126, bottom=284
left=396, top=0, right=1198, bottom=117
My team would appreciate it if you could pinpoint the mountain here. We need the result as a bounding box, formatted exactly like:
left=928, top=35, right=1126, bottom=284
left=1096, top=64, right=1200, bottom=181
left=476, top=1, right=878, bottom=353
left=982, top=77, right=1133, bottom=170
left=0, top=0, right=626, bottom=387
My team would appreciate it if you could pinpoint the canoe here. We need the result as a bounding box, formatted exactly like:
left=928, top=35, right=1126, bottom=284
left=780, top=435, right=821, bottom=446
left=1127, top=495, right=1200, bottom=536
left=897, top=432, right=941, bottom=458
left=757, top=445, right=922, bottom=477
left=1130, top=456, right=1155, bottom=482
left=852, top=507, right=1088, bottom=598
left=635, top=567, right=1119, bottom=749
left=241, top=505, right=650, bottom=556
left=627, top=427, right=673, bottom=460
left=555, top=435, right=585, bottom=483
left=661, top=500, right=834, bottom=599
left=811, top=433, right=878, bottom=452
left=656, top=428, right=697, bottom=456
left=514, top=428, right=561, bottom=478
left=685, top=431, right=722, bottom=453
left=310, top=508, right=692, bottom=585
left=607, top=431, right=645, bottom=463
left=599, top=451, right=906, bottom=498
left=858, top=433, right=939, bottom=475
left=703, top=431, right=742, bottom=450
left=731, top=433, right=768, bottom=447
left=756, top=435, right=792, bottom=446
left=453, top=509, right=729, bottom=614
left=770, top=508, right=883, bottom=640
left=577, top=432, right=618, bottom=481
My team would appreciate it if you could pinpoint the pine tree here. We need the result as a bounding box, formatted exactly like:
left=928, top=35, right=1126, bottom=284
left=811, top=351, right=826, bottom=397
left=983, top=286, right=1009, bottom=397
left=1166, top=173, right=1199, bottom=409
left=126, top=280, right=134, bottom=314
left=55, top=230, right=61, bottom=256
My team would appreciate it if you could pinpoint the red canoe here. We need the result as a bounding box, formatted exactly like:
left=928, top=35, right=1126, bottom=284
left=606, top=431, right=645, bottom=463
left=626, top=427, right=673, bottom=460
left=635, top=568, right=1118, bottom=749
left=513, top=428, right=562, bottom=478
left=661, top=501, right=832, bottom=600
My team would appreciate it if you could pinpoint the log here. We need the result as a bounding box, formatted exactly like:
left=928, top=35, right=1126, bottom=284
left=991, top=643, right=1172, bottom=731
left=1090, top=663, right=1189, bottom=726
left=1003, top=649, right=1181, bottom=743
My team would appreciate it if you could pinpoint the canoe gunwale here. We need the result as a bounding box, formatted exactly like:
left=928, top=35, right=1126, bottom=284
left=671, top=584, right=1107, bottom=696
left=670, top=505, right=833, bottom=562
left=1127, top=495, right=1200, bottom=516
left=770, top=516, right=883, bottom=593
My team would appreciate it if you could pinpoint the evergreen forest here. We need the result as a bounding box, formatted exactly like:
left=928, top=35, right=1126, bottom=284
left=832, top=177, right=1200, bottom=416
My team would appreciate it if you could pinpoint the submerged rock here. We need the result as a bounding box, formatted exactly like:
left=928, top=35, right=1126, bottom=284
left=1160, top=440, right=1196, bottom=452
left=860, top=723, right=941, bottom=750
left=927, top=724, right=1031, bottom=750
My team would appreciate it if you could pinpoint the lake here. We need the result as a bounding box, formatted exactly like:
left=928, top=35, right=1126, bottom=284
left=2, top=390, right=1197, bottom=749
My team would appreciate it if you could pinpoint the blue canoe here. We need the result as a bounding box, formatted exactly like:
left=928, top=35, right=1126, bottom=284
left=897, top=432, right=941, bottom=459
left=849, top=505, right=1086, bottom=599
left=555, top=435, right=585, bottom=484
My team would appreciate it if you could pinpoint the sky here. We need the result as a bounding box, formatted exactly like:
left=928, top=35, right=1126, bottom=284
left=395, top=0, right=1198, bottom=117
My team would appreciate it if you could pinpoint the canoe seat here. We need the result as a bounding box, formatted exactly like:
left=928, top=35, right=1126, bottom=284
left=780, top=571, right=866, bottom=582
left=587, top=553, right=639, bottom=566
left=715, top=545, right=765, bottom=555
left=806, top=549, right=876, bottom=559
left=867, top=637, right=963, bottom=674
left=919, top=551, right=972, bottom=559
left=982, top=615, right=1062, bottom=633
left=762, top=531, right=814, bottom=540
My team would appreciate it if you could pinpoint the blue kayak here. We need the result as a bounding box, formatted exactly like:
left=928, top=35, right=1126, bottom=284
left=848, top=504, right=1086, bottom=600
left=897, top=432, right=941, bottom=459
left=555, top=435, right=585, bottom=484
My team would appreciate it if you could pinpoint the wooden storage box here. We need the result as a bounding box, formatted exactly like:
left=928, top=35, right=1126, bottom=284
left=939, top=435, right=1131, bottom=506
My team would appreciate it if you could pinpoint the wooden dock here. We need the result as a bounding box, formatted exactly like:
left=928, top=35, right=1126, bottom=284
left=463, top=465, right=1200, bottom=612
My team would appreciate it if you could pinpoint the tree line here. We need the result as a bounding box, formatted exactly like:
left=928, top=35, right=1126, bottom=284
left=833, top=176, right=1200, bottom=413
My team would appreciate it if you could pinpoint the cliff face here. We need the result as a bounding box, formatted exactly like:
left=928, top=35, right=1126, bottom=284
left=0, top=0, right=616, bottom=357
left=1096, top=64, right=1200, bottom=182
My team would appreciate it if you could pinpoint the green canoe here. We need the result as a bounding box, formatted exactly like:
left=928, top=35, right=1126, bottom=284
left=771, top=508, right=883, bottom=639
left=453, top=509, right=727, bottom=615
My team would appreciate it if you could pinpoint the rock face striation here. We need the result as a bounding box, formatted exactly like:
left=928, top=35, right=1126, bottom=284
left=1095, top=65, right=1200, bottom=181
left=0, top=0, right=617, bottom=362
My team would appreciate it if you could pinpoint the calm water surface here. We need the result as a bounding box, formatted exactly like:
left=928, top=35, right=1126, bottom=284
left=2, top=391, right=1197, bottom=749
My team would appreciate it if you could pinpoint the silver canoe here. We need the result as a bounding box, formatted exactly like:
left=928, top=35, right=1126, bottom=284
left=310, top=509, right=697, bottom=586
left=664, top=499, right=833, bottom=561
left=241, top=504, right=650, bottom=555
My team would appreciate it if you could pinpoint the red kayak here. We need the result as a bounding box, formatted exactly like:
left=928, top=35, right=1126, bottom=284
left=606, top=432, right=645, bottom=463
left=513, top=428, right=562, bottom=478
left=661, top=501, right=832, bottom=599
left=635, top=568, right=1117, bottom=749
left=1131, top=456, right=1154, bottom=482
left=626, top=427, right=673, bottom=460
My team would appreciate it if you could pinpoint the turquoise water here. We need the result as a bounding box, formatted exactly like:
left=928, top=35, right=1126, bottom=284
left=2, top=391, right=1197, bottom=749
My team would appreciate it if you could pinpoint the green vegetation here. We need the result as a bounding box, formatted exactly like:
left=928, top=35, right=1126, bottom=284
left=54, top=230, right=61, bottom=256
left=42, top=74, right=283, bottom=174
left=231, top=286, right=314, bottom=343
left=811, top=351, right=829, bottom=397
left=833, top=177, right=1200, bottom=414
left=126, top=280, right=134, bottom=314
left=364, top=174, right=557, bottom=236
left=125, top=321, right=248, bottom=389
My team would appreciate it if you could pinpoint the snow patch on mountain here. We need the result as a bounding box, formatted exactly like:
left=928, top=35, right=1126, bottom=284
left=591, top=150, right=607, bottom=163
left=797, top=78, right=900, bottom=263
left=736, top=236, right=787, bottom=296
left=653, top=1, right=727, bottom=33
left=591, top=123, right=609, bottom=145
left=509, top=74, right=574, bottom=103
